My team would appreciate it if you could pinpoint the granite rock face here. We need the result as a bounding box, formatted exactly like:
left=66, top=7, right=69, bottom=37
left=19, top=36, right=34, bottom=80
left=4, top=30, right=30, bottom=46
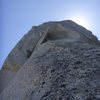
left=0, top=20, right=100, bottom=100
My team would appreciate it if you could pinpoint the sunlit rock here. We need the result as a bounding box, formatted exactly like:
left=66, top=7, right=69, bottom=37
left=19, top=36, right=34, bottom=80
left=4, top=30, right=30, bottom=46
left=0, top=20, right=100, bottom=100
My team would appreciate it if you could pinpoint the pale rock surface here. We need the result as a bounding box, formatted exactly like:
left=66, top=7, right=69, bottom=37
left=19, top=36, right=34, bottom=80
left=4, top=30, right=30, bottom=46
left=0, top=20, right=100, bottom=100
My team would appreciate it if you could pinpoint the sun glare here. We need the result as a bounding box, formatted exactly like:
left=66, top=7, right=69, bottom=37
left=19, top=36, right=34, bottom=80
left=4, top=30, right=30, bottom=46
left=72, top=17, right=89, bottom=29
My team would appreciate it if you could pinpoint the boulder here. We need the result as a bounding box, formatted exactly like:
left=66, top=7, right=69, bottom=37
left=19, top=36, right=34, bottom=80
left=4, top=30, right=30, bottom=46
left=0, top=20, right=100, bottom=100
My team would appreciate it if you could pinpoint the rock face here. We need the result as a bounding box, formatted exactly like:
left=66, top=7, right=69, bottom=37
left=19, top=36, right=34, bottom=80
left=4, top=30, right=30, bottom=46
left=0, top=20, right=100, bottom=100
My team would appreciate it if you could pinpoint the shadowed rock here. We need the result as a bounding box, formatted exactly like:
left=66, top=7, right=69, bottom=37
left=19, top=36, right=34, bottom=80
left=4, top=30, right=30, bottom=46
left=0, top=20, right=100, bottom=100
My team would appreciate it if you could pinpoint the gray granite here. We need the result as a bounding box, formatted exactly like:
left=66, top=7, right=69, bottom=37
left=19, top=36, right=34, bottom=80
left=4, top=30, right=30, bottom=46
left=0, top=20, right=100, bottom=100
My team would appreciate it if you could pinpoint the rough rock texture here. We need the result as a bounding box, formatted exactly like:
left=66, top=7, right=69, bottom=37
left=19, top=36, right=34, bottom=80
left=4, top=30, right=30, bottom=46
left=0, top=20, right=100, bottom=100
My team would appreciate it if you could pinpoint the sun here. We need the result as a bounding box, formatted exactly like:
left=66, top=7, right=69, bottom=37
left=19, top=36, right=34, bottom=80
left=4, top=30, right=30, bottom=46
left=71, top=16, right=89, bottom=29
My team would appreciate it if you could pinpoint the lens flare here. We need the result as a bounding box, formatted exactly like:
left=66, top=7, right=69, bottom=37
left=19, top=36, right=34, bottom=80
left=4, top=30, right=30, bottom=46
left=72, top=16, right=89, bottom=29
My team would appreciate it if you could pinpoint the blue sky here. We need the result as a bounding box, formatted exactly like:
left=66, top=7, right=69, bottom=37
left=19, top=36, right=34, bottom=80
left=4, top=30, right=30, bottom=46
left=0, top=0, right=100, bottom=68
